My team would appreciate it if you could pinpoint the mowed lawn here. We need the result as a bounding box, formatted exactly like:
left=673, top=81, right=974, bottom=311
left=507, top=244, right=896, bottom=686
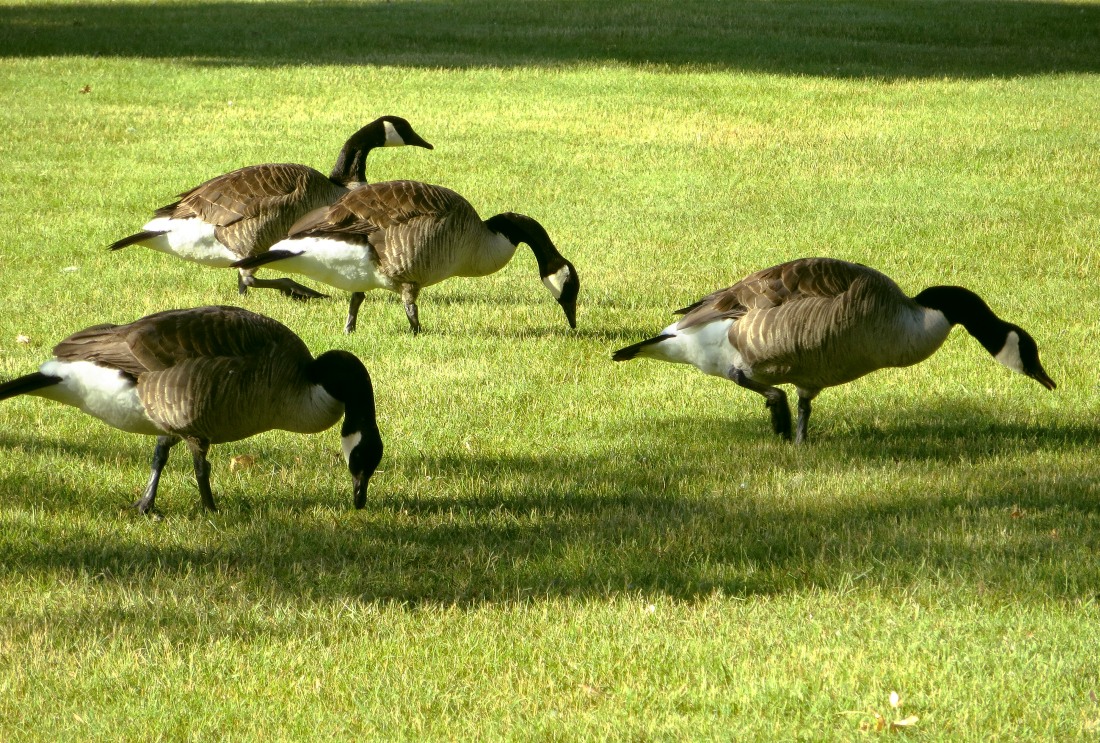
left=1, top=0, right=1099, bottom=739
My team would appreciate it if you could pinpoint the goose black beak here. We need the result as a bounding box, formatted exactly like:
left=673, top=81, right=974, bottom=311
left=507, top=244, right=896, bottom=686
left=409, top=133, right=434, bottom=150
left=1030, top=369, right=1056, bottom=391
left=353, top=472, right=369, bottom=509
left=560, top=296, right=577, bottom=329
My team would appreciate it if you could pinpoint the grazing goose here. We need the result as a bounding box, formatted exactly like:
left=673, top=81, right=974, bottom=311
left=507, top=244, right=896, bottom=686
left=230, top=180, right=580, bottom=334
left=107, top=116, right=433, bottom=300
left=612, top=257, right=1055, bottom=443
left=0, top=306, right=384, bottom=514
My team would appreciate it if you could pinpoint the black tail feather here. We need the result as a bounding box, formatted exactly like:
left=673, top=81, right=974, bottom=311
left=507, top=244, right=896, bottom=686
left=611, top=334, right=674, bottom=362
left=107, top=230, right=166, bottom=251
left=230, top=250, right=303, bottom=270
left=0, top=372, right=61, bottom=401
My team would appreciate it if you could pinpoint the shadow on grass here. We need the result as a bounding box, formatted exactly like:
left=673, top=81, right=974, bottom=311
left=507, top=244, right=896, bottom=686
left=1, top=0, right=1098, bottom=78
left=2, top=402, right=1098, bottom=610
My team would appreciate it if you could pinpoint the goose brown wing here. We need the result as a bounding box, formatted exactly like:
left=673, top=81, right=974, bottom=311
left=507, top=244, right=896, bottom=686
left=674, top=258, right=871, bottom=330
left=155, top=164, right=329, bottom=227
left=290, top=180, right=468, bottom=239
left=52, top=306, right=309, bottom=377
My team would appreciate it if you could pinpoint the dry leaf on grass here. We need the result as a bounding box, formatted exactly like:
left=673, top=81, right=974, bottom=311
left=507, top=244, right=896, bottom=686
left=16, top=334, right=30, bottom=344
left=230, top=454, right=257, bottom=472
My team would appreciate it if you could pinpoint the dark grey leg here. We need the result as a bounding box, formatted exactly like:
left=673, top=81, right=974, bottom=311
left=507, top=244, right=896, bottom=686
left=728, top=368, right=792, bottom=440
left=345, top=292, right=365, bottom=334
left=401, top=284, right=421, bottom=335
left=795, top=395, right=812, bottom=445
left=134, top=435, right=179, bottom=515
left=237, top=271, right=250, bottom=296
left=241, top=271, right=328, bottom=301
left=185, top=438, right=218, bottom=512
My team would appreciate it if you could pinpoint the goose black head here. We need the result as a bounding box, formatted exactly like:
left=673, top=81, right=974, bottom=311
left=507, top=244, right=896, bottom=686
left=310, top=350, right=385, bottom=508
left=330, top=116, right=434, bottom=185
left=486, top=212, right=581, bottom=329
left=993, top=325, right=1056, bottom=391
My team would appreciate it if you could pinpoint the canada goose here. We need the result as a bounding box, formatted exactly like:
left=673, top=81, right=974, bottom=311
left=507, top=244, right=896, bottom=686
left=612, top=257, right=1055, bottom=443
left=0, top=306, right=384, bottom=514
left=107, top=116, right=433, bottom=300
left=229, top=180, right=580, bottom=334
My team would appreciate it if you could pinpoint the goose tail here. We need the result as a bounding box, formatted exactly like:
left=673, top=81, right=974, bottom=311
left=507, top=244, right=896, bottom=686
left=0, top=372, right=61, bottom=402
left=230, top=250, right=303, bottom=270
left=612, top=334, right=675, bottom=362
left=107, top=230, right=167, bottom=251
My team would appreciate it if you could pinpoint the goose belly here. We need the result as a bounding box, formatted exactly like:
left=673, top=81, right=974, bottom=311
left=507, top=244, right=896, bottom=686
left=645, top=319, right=740, bottom=379
left=141, top=217, right=238, bottom=266
left=269, top=237, right=395, bottom=292
left=36, top=360, right=164, bottom=435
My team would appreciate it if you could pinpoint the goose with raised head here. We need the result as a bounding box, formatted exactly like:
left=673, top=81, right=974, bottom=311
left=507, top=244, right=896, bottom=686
left=612, top=257, right=1055, bottom=443
left=230, top=179, right=581, bottom=334
left=107, top=116, right=433, bottom=300
left=0, top=306, right=384, bottom=514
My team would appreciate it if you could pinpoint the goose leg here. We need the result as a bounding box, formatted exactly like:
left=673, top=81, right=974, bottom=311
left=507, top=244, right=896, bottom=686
left=345, top=292, right=365, bottom=334
left=728, top=368, right=792, bottom=440
left=239, top=269, right=328, bottom=301
left=795, top=395, right=812, bottom=445
left=185, top=438, right=218, bottom=512
left=134, top=435, right=179, bottom=515
left=401, top=283, right=421, bottom=335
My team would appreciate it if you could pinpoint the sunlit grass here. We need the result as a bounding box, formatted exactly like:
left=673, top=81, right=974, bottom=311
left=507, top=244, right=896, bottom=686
left=1, top=0, right=1099, bottom=739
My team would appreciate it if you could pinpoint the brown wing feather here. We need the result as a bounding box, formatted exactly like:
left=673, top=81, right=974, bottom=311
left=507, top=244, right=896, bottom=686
left=290, top=180, right=470, bottom=239
left=675, top=258, right=874, bottom=330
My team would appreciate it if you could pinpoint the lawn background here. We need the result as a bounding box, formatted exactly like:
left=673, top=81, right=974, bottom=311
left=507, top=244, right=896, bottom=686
left=0, top=0, right=1099, bottom=739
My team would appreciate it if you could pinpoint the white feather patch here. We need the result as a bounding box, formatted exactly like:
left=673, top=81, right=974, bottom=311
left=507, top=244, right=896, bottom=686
left=141, top=217, right=238, bottom=266
left=341, top=431, right=363, bottom=464
left=994, top=330, right=1026, bottom=374
left=382, top=120, right=403, bottom=147
left=541, top=265, right=572, bottom=300
left=266, top=236, right=393, bottom=291
left=638, top=319, right=740, bottom=379
left=36, top=360, right=163, bottom=435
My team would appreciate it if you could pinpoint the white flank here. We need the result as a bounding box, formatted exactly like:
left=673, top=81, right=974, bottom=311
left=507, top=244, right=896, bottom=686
left=382, top=120, right=404, bottom=147
left=644, top=319, right=740, bottom=379
left=541, top=265, right=572, bottom=300
left=994, top=330, right=1026, bottom=374
left=266, top=236, right=392, bottom=292
left=36, top=360, right=163, bottom=435
left=142, top=217, right=238, bottom=266
left=341, top=431, right=363, bottom=464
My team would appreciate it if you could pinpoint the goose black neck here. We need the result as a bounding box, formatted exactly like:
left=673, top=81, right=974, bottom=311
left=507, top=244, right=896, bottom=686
left=485, top=212, right=567, bottom=276
left=913, top=285, right=1012, bottom=355
left=328, top=122, right=384, bottom=185
left=309, top=350, right=378, bottom=425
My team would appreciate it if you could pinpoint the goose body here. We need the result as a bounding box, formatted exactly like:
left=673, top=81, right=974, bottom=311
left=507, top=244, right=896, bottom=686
left=108, top=116, right=433, bottom=300
left=613, top=258, right=1055, bottom=443
left=0, top=306, right=384, bottom=513
left=231, top=180, right=581, bottom=334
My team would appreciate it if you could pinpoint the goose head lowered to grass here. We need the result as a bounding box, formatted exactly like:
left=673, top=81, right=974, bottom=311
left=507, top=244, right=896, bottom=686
left=230, top=179, right=580, bottom=334
left=0, top=305, right=384, bottom=514
left=613, top=257, right=1054, bottom=444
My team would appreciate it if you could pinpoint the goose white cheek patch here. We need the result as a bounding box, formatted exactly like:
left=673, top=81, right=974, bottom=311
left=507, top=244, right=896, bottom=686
left=994, top=330, right=1026, bottom=374
left=383, top=120, right=404, bottom=147
left=341, top=431, right=363, bottom=464
left=541, top=265, right=571, bottom=300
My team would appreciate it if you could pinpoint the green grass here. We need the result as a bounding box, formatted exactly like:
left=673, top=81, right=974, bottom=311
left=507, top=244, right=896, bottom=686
left=1, top=0, right=1099, bottom=739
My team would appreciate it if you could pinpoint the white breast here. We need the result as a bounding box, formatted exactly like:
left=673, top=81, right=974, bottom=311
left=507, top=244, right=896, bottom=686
left=142, top=217, right=238, bottom=266
left=36, top=360, right=164, bottom=435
